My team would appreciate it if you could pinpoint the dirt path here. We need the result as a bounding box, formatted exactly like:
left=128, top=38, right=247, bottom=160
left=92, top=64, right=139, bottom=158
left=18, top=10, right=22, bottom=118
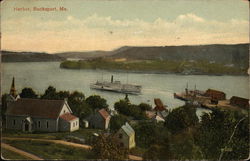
left=1, top=143, right=43, bottom=160
left=2, top=137, right=142, bottom=160
left=2, top=137, right=92, bottom=149
left=128, top=154, right=143, bottom=160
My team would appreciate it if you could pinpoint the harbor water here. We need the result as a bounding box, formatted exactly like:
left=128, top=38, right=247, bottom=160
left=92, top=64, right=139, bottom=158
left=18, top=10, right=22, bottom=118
left=1, top=62, right=249, bottom=116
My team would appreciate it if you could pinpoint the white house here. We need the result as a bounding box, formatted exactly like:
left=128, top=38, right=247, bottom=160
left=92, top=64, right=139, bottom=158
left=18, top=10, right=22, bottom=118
left=115, top=122, right=136, bottom=149
left=5, top=98, right=79, bottom=132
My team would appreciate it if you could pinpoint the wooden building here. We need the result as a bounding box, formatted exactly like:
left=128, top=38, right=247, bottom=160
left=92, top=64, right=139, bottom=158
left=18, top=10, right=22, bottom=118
left=230, top=96, right=249, bottom=109
left=153, top=98, right=167, bottom=111
left=204, top=89, right=226, bottom=100
left=115, top=122, right=136, bottom=149
left=88, top=108, right=111, bottom=129
left=5, top=98, right=79, bottom=132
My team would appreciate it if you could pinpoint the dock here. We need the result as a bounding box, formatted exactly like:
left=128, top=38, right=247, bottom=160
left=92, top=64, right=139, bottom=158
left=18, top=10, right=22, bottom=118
left=174, top=89, right=248, bottom=114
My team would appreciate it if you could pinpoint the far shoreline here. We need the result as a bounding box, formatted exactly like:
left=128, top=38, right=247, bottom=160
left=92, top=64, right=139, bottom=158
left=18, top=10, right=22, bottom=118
left=2, top=61, right=248, bottom=76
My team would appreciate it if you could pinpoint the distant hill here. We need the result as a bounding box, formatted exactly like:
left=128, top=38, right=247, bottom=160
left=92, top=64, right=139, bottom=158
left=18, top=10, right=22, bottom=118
left=55, top=46, right=131, bottom=60
left=55, top=50, right=112, bottom=60
left=1, top=51, right=65, bottom=62
left=2, top=44, right=249, bottom=67
left=109, top=44, right=249, bottom=68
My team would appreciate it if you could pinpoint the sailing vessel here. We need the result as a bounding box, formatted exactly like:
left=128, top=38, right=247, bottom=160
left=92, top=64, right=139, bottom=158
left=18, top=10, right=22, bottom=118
left=90, top=75, right=142, bottom=95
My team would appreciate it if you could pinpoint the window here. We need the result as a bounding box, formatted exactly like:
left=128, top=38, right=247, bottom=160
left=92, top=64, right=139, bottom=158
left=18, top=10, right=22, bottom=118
left=64, top=110, right=66, bottom=113
left=46, top=121, right=49, bottom=128
left=76, top=121, right=77, bottom=126
left=119, top=133, right=123, bottom=139
left=38, top=121, right=41, bottom=128
left=73, top=122, right=75, bottom=127
left=13, top=119, right=15, bottom=126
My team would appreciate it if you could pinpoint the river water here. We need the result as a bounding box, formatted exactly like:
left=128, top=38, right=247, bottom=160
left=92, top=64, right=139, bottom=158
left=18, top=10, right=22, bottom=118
left=1, top=62, right=249, bottom=116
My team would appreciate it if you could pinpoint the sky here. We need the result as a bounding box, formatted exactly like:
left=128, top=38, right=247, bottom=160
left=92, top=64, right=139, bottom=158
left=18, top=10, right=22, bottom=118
left=1, top=0, right=249, bottom=53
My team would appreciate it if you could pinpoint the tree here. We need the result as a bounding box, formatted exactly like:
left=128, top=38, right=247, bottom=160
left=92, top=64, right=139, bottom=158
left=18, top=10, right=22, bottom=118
left=114, top=99, right=130, bottom=115
left=165, top=105, right=199, bottom=134
left=138, top=103, right=152, bottom=111
left=20, top=87, right=38, bottom=98
left=86, top=95, right=108, bottom=110
left=110, top=114, right=127, bottom=132
left=1, top=94, right=8, bottom=120
left=69, top=91, right=85, bottom=102
left=114, top=100, right=147, bottom=120
left=41, top=86, right=59, bottom=99
left=91, top=134, right=129, bottom=160
left=143, top=144, right=172, bottom=160
left=134, top=121, right=167, bottom=148
left=57, top=91, right=70, bottom=100
left=194, top=109, right=249, bottom=160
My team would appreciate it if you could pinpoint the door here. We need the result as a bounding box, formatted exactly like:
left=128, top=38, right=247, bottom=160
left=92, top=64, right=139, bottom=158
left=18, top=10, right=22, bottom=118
left=25, top=123, right=29, bottom=131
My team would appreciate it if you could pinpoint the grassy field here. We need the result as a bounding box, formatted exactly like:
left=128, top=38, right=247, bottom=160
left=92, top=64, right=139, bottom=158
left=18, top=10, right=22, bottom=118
left=2, top=139, right=95, bottom=160
left=1, top=148, right=31, bottom=160
left=60, top=59, right=247, bottom=75
left=2, top=128, right=103, bottom=144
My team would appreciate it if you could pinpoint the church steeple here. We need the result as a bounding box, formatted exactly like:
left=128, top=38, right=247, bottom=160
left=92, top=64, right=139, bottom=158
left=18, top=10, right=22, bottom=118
left=10, top=77, right=17, bottom=98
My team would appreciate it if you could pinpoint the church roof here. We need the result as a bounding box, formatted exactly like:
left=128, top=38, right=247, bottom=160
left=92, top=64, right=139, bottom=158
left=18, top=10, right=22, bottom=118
left=6, top=98, right=66, bottom=119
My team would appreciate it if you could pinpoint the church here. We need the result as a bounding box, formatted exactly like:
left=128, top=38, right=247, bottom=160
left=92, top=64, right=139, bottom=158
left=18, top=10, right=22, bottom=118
left=5, top=77, right=79, bottom=132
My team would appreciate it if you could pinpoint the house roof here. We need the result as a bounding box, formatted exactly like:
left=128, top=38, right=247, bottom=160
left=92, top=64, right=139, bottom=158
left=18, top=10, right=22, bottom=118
left=153, top=98, right=167, bottom=111
left=206, top=89, right=225, bottom=95
left=154, top=105, right=167, bottom=111
left=6, top=98, right=66, bottom=119
left=154, top=98, right=163, bottom=107
left=98, top=108, right=110, bottom=119
left=153, top=115, right=165, bottom=122
left=121, top=122, right=135, bottom=137
left=60, top=113, right=78, bottom=121
left=230, top=96, right=249, bottom=102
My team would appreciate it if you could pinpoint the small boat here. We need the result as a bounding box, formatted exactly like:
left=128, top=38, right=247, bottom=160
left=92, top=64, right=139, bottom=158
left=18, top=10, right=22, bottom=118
left=90, top=75, right=142, bottom=95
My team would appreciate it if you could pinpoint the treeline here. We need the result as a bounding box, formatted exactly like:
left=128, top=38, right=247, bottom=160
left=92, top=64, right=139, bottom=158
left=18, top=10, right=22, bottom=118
left=90, top=97, right=249, bottom=160
left=60, top=59, right=247, bottom=75
left=1, top=87, right=249, bottom=160
left=1, top=86, right=109, bottom=127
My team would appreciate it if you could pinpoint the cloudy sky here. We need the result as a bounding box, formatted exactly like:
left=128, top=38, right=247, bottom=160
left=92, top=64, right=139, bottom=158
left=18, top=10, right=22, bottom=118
left=1, top=0, right=249, bottom=53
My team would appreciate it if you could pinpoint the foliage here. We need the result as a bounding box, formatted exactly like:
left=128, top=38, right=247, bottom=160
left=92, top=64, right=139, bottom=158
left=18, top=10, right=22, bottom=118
left=133, top=121, right=168, bottom=148
left=1, top=94, right=8, bottom=120
left=114, top=100, right=147, bottom=120
left=109, top=114, right=128, bottom=132
left=60, top=59, right=247, bottom=75
left=165, top=105, right=199, bottom=134
left=20, top=87, right=38, bottom=98
left=91, top=134, right=129, bottom=160
left=41, top=86, right=59, bottom=99
left=169, top=129, right=203, bottom=160
left=138, top=103, right=152, bottom=111
left=40, top=86, right=92, bottom=127
left=143, top=144, right=172, bottom=160
left=194, top=109, right=249, bottom=160
left=85, top=95, right=108, bottom=110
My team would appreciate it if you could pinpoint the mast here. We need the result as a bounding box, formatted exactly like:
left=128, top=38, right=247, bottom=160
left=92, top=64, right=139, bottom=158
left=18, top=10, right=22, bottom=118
left=185, top=82, right=188, bottom=96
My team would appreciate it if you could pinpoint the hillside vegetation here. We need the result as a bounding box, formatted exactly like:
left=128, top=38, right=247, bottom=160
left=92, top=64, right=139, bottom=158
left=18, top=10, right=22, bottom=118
left=109, top=44, right=249, bottom=68
left=60, top=59, right=247, bottom=75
